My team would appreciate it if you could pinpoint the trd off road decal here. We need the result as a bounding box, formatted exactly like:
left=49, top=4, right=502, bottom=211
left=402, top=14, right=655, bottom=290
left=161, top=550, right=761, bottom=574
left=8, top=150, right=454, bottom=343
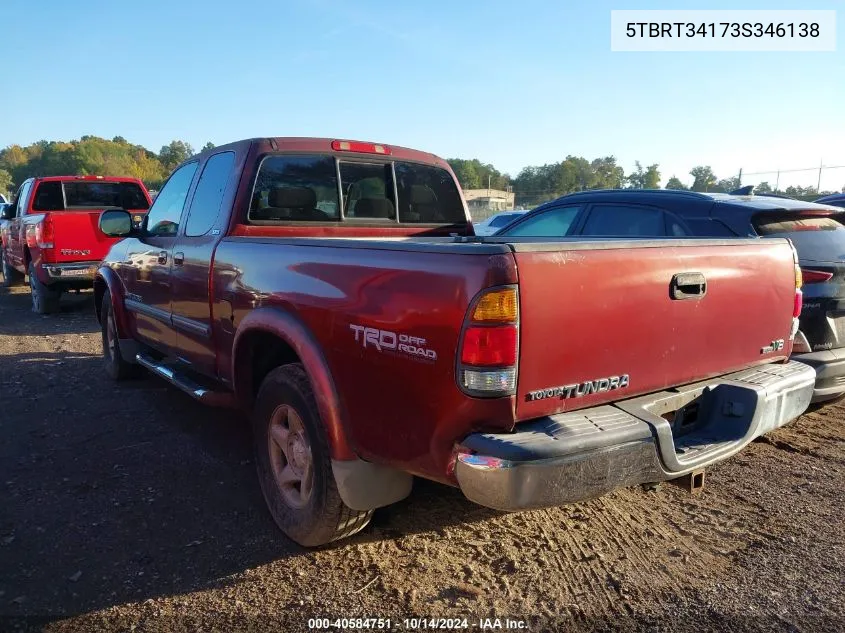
left=349, top=324, right=437, bottom=361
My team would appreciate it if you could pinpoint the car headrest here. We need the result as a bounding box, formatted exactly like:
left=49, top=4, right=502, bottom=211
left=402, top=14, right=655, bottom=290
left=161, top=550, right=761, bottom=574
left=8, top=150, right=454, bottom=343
left=268, top=186, right=316, bottom=209
left=410, top=185, right=437, bottom=205
left=354, top=197, right=395, bottom=218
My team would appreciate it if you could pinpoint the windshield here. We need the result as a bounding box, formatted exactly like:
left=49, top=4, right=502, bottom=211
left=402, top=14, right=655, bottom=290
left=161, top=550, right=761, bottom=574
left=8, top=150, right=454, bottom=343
left=32, top=181, right=150, bottom=212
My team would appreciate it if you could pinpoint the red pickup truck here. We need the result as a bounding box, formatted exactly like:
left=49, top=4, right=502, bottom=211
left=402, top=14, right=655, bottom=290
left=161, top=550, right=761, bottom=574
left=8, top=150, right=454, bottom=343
left=94, top=137, right=815, bottom=546
left=1, top=175, right=151, bottom=313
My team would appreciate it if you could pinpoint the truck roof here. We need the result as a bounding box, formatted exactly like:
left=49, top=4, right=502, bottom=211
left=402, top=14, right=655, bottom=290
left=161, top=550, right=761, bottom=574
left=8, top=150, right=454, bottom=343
left=31, top=175, right=147, bottom=184
left=196, top=137, right=451, bottom=170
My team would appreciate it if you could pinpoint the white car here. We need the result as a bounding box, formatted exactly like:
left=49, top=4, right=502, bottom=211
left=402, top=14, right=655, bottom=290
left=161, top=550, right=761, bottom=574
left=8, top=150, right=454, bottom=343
left=473, top=210, right=529, bottom=236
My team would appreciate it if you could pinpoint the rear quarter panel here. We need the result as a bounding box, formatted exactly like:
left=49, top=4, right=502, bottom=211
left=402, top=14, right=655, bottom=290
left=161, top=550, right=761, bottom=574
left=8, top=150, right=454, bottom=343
left=211, top=237, right=516, bottom=481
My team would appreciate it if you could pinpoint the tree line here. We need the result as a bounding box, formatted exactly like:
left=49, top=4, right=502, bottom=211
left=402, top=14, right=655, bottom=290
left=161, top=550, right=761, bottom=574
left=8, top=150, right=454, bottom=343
left=447, top=157, right=844, bottom=207
left=1, top=136, right=841, bottom=206
left=0, top=136, right=215, bottom=197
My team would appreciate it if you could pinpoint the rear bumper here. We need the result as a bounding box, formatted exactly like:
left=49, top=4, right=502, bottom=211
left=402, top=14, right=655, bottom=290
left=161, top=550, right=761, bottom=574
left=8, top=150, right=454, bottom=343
left=792, top=348, right=845, bottom=403
left=41, top=261, right=99, bottom=284
left=455, top=361, right=815, bottom=511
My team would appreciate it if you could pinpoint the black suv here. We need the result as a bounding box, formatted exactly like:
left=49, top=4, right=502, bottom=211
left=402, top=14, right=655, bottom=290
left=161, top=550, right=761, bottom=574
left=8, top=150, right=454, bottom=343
left=496, top=189, right=845, bottom=402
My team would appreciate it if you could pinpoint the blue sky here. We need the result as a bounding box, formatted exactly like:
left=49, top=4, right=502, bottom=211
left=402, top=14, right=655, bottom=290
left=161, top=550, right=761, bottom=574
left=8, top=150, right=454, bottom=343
left=0, top=0, right=842, bottom=189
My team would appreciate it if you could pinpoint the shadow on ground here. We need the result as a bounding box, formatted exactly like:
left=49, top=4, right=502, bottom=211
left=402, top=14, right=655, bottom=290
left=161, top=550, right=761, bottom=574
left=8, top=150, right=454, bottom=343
left=0, top=294, right=497, bottom=624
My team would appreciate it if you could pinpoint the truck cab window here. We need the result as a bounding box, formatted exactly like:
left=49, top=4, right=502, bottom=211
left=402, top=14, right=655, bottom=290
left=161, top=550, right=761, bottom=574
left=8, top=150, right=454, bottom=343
left=185, top=152, right=235, bottom=236
left=249, top=155, right=339, bottom=223
left=340, top=162, right=395, bottom=220
left=145, top=162, right=199, bottom=236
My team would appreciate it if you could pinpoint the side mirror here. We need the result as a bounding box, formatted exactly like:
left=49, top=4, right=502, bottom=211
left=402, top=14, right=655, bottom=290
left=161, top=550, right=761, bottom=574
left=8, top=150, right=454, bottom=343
left=99, top=209, right=134, bottom=237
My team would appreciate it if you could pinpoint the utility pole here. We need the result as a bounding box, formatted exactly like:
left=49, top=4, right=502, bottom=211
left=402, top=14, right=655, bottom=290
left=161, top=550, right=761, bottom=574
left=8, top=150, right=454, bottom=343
left=487, top=174, right=491, bottom=197
left=817, top=159, right=823, bottom=193
left=738, top=168, right=742, bottom=187
left=775, top=170, right=780, bottom=192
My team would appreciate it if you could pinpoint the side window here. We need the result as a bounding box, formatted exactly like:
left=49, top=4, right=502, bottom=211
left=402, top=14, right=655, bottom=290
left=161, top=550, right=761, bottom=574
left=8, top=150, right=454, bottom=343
left=501, top=206, right=581, bottom=237
left=184, top=152, right=235, bottom=236
left=684, top=218, right=739, bottom=237
left=581, top=204, right=665, bottom=237
left=249, top=155, right=339, bottom=222
left=16, top=181, right=33, bottom=217
left=666, top=214, right=689, bottom=237
left=145, top=162, right=199, bottom=236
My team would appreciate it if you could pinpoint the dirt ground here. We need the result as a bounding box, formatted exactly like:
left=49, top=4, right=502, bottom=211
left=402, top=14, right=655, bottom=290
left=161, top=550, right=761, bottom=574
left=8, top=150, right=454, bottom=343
left=1, top=285, right=843, bottom=633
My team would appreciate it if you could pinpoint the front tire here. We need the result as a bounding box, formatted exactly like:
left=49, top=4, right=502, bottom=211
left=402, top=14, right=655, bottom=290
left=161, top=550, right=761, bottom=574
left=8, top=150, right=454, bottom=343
left=101, top=289, right=141, bottom=380
left=1, top=249, right=24, bottom=287
left=253, top=364, right=372, bottom=546
left=29, top=262, right=61, bottom=314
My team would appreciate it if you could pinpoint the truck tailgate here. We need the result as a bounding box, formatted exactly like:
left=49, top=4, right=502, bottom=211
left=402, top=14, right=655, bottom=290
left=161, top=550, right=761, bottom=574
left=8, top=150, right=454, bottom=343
left=47, top=210, right=125, bottom=263
left=512, top=238, right=797, bottom=420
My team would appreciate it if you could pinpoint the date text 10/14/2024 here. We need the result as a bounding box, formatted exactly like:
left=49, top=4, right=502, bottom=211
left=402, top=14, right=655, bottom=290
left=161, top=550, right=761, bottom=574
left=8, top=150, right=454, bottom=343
left=308, top=618, right=528, bottom=630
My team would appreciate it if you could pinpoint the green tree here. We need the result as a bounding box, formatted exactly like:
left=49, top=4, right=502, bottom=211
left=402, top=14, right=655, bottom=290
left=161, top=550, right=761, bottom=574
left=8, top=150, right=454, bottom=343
left=665, top=176, right=688, bottom=190
left=0, top=136, right=170, bottom=191
left=754, top=181, right=772, bottom=193
left=644, top=164, right=660, bottom=189
left=202, top=142, right=216, bottom=152
left=0, top=168, right=12, bottom=196
left=591, top=156, right=625, bottom=189
left=447, top=159, right=482, bottom=189
left=690, top=166, right=717, bottom=192
left=712, top=176, right=741, bottom=193
left=626, top=161, right=659, bottom=189
left=159, top=140, right=194, bottom=170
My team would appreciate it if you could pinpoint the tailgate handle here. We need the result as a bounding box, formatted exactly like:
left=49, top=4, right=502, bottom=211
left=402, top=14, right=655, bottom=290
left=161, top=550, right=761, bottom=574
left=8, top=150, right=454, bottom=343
left=671, top=272, right=707, bottom=300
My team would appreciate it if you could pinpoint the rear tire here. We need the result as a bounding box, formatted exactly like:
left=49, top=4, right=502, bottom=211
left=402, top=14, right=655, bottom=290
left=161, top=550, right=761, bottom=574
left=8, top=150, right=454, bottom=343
left=1, top=249, right=24, bottom=287
left=29, top=262, right=61, bottom=314
left=101, top=289, right=141, bottom=380
left=253, top=364, right=372, bottom=546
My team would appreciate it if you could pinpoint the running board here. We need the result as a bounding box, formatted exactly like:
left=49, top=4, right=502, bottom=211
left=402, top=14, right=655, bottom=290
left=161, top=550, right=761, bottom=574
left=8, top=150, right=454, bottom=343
left=135, top=353, right=236, bottom=408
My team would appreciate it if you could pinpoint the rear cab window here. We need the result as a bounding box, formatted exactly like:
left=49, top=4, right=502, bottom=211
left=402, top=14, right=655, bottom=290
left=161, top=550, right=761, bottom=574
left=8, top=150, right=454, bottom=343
left=247, top=153, right=466, bottom=225
left=31, top=180, right=150, bottom=212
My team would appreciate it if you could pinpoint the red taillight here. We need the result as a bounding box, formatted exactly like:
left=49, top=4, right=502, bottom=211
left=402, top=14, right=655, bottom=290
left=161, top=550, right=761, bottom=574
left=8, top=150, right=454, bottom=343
left=35, top=217, right=54, bottom=249
left=801, top=269, right=833, bottom=284
left=461, top=326, right=517, bottom=366
left=794, top=290, right=803, bottom=318
left=331, top=140, right=391, bottom=155
left=458, top=286, right=519, bottom=396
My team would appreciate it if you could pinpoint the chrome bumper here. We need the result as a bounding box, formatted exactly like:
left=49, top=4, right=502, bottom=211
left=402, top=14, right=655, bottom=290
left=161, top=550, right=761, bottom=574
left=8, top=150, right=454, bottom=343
left=455, top=361, right=815, bottom=511
left=41, top=261, right=99, bottom=280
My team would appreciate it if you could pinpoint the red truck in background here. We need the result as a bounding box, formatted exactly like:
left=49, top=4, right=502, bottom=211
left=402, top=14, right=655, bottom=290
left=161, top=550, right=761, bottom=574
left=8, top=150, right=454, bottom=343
left=94, top=137, right=815, bottom=546
left=1, top=175, right=151, bottom=313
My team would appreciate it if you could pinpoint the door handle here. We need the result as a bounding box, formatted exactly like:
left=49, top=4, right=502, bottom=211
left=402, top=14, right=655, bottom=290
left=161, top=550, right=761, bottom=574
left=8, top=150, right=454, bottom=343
left=173, top=252, right=185, bottom=266
left=158, top=250, right=168, bottom=265
left=670, top=272, right=707, bottom=300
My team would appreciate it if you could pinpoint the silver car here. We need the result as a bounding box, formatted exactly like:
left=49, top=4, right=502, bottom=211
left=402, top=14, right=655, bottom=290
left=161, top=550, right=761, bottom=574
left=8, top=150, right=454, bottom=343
left=473, top=210, right=529, bottom=236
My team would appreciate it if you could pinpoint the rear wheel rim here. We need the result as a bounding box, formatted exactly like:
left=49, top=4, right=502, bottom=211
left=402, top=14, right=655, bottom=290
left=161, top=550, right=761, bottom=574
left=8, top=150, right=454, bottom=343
left=267, top=404, right=314, bottom=509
